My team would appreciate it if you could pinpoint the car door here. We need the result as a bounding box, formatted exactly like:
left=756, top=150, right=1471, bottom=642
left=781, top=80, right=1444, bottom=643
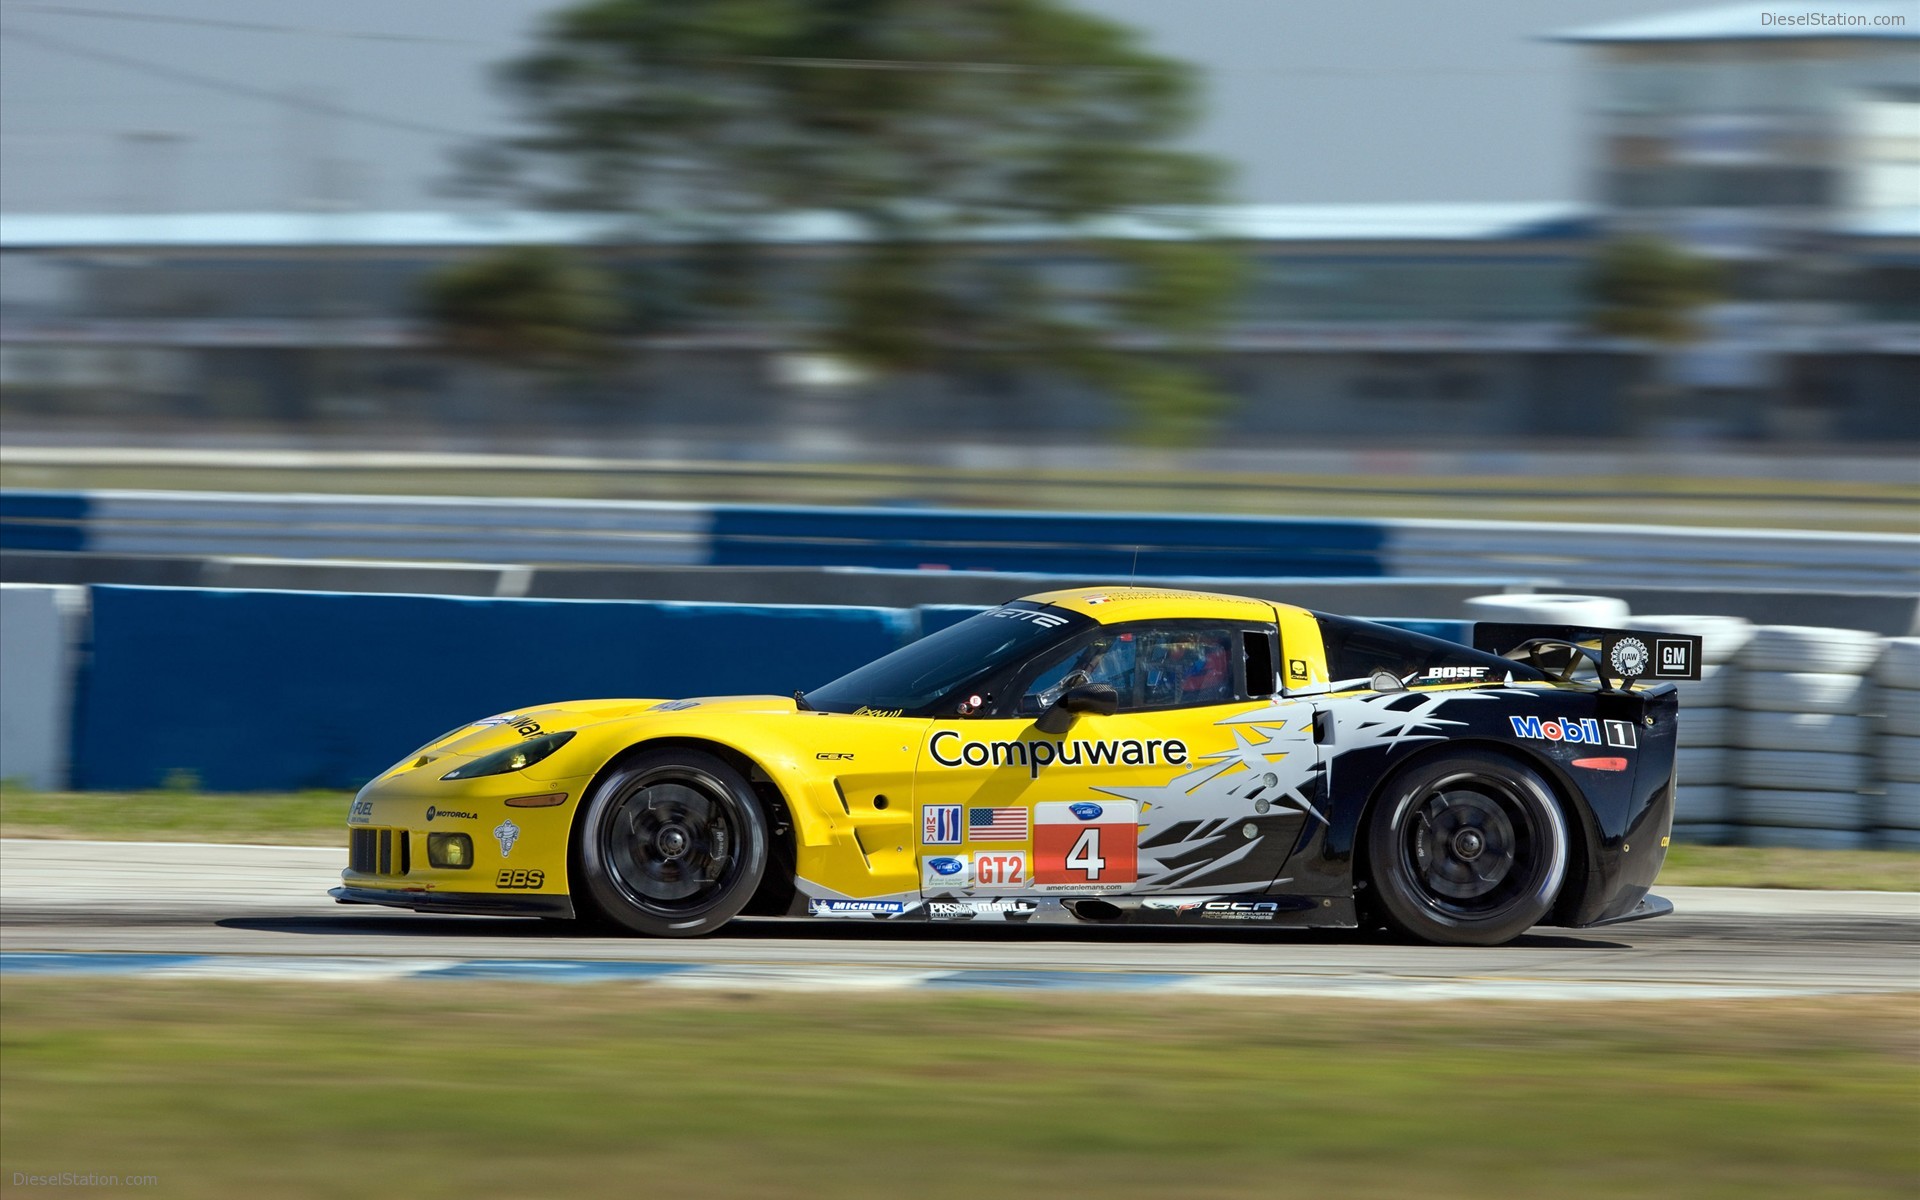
left=913, top=619, right=1320, bottom=898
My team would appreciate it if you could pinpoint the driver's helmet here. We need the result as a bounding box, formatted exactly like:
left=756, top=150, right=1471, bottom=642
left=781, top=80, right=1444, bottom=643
left=1176, top=638, right=1231, bottom=701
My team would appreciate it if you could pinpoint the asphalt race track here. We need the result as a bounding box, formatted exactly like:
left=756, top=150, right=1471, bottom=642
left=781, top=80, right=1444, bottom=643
left=4, top=840, right=1917, bottom=999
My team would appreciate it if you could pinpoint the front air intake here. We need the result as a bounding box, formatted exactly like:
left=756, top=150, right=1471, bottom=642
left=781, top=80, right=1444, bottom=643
left=349, top=828, right=377, bottom=873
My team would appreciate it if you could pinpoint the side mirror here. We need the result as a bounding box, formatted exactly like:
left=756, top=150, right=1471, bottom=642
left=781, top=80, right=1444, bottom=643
left=1034, top=684, right=1118, bottom=735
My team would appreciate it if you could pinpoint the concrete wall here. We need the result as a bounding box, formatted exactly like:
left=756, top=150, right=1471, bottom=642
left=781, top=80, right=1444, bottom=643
left=0, top=583, right=85, bottom=789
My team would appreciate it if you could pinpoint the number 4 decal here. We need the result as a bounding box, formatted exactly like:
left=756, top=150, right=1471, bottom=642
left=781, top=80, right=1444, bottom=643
left=1033, top=801, right=1137, bottom=891
left=1065, top=827, right=1106, bottom=879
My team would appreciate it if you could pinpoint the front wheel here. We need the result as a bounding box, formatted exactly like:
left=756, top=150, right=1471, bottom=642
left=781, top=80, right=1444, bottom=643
left=1365, top=750, right=1569, bottom=946
left=575, top=749, right=769, bottom=937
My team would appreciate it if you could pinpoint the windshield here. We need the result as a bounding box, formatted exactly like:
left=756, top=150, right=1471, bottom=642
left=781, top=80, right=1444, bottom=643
left=805, top=603, right=1093, bottom=716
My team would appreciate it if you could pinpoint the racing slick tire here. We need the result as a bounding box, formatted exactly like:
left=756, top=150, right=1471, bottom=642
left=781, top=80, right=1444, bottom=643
left=575, top=748, right=770, bottom=937
left=1881, top=735, right=1920, bottom=785
left=1634, top=615, right=1754, bottom=665
left=1735, top=672, right=1871, bottom=715
left=1366, top=750, right=1569, bottom=947
left=1676, top=706, right=1730, bottom=747
left=1873, top=638, right=1920, bottom=688
left=1733, top=710, right=1870, bottom=754
left=1881, top=687, right=1920, bottom=738
left=1739, top=626, right=1882, bottom=675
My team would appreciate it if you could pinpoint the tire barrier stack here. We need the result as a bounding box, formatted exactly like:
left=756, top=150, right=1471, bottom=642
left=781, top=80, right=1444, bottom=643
left=1460, top=594, right=1629, bottom=686
left=1874, top=639, right=1920, bottom=852
left=1635, top=615, right=1754, bottom=846
left=1461, top=593, right=1632, bottom=628
left=1728, top=626, right=1883, bottom=851
left=1468, top=595, right=1919, bottom=851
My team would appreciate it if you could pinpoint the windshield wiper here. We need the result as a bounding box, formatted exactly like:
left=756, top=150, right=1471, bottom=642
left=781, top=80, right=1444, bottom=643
left=793, top=690, right=815, bottom=712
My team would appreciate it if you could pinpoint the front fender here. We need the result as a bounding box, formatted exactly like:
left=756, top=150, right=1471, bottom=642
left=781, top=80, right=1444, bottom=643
left=532, top=709, right=929, bottom=901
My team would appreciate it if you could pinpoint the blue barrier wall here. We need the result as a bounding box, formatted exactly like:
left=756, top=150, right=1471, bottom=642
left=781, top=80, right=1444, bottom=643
left=73, top=587, right=916, bottom=792
left=709, top=506, right=1390, bottom=576
left=63, top=585, right=1473, bottom=791
left=0, top=491, right=90, bottom=552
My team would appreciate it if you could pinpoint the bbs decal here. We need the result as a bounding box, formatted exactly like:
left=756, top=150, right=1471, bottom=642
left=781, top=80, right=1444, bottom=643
left=496, top=869, right=546, bottom=890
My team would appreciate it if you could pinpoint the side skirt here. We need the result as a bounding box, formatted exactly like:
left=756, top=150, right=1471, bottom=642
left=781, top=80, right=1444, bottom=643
left=330, top=885, right=575, bottom=920
left=1571, top=893, right=1673, bottom=929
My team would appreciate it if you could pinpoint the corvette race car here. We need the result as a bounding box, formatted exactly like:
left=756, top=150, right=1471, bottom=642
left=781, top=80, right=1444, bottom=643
left=333, top=587, right=1700, bottom=945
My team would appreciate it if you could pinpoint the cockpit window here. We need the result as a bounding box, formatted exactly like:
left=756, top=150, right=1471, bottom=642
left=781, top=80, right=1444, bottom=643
left=804, top=604, right=1093, bottom=716
left=1018, top=624, right=1244, bottom=713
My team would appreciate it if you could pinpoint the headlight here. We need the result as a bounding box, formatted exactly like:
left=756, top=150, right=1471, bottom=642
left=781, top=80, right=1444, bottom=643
left=427, top=832, right=473, bottom=869
left=441, top=731, right=575, bottom=780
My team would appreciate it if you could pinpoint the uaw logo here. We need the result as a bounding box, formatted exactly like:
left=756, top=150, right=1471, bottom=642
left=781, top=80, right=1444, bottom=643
left=1609, top=637, right=1649, bottom=677
left=493, top=819, right=520, bottom=858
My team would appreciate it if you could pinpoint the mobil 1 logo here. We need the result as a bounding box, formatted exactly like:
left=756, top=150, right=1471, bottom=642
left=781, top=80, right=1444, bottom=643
left=1510, top=715, right=1637, bottom=750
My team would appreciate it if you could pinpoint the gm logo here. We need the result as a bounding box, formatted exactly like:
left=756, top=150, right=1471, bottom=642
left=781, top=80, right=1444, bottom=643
left=1655, top=639, right=1693, bottom=677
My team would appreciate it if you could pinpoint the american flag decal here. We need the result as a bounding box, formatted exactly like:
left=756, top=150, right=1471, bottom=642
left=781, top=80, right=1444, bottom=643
left=968, top=806, right=1029, bottom=842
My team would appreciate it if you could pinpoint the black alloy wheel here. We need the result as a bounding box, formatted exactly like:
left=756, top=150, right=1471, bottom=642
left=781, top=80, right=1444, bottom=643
left=1365, top=750, right=1569, bottom=946
left=576, top=748, right=769, bottom=937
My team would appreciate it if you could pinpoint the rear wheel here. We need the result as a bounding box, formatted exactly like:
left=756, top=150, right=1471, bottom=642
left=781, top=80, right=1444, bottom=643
left=575, top=749, right=769, bottom=937
left=1366, top=750, right=1568, bottom=946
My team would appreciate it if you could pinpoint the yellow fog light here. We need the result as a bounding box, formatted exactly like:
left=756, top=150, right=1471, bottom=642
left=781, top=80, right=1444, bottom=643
left=428, top=833, right=474, bottom=869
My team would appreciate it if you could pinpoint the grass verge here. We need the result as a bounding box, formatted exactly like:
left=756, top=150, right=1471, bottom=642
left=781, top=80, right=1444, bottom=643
left=5, top=786, right=1920, bottom=889
left=1, top=983, right=1914, bottom=1200
left=0, top=787, right=350, bottom=847
left=1659, top=842, right=1920, bottom=891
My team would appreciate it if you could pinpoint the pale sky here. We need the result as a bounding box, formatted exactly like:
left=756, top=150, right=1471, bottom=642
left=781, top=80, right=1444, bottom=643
left=0, top=0, right=1706, bottom=213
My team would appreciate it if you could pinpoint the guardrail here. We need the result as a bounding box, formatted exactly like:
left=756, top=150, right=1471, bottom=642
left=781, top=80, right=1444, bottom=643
left=7, top=490, right=1917, bottom=590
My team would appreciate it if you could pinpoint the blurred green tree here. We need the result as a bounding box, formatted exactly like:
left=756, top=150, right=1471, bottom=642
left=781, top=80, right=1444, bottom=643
left=454, top=0, right=1242, bottom=439
left=421, top=246, right=626, bottom=368
left=1584, top=235, right=1725, bottom=435
left=1586, top=235, right=1723, bottom=344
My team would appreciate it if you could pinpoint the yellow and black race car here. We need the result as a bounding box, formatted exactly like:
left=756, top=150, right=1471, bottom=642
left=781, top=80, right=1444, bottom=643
left=333, top=587, right=1700, bottom=945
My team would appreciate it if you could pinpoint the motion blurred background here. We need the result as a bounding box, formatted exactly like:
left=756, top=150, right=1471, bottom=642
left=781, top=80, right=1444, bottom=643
left=1, top=1, right=1917, bottom=824
left=2, top=9, right=1918, bottom=1200
left=2, top=0, right=1915, bottom=456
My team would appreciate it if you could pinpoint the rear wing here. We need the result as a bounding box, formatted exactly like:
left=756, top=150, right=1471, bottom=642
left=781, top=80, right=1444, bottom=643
left=1471, top=623, right=1703, bottom=691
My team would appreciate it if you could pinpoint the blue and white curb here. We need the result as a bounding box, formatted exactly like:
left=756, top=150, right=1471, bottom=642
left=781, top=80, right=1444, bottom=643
left=0, top=952, right=1879, bottom=1000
